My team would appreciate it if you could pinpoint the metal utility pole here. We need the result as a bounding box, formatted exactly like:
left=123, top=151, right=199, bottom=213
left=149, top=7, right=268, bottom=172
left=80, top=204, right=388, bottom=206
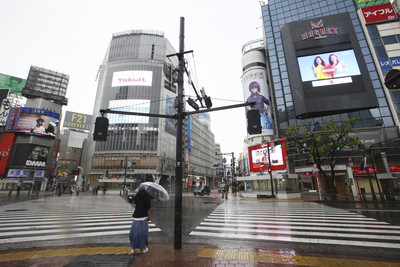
left=267, top=142, right=275, bottom=198
left=174, top=16, right=185, bottom=250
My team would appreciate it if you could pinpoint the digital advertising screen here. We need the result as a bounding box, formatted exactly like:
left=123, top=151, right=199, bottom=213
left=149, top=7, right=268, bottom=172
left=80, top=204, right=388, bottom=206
left=111, top=70, right=153, bottom=87
left=13, top=108, right=60, bottom=138
left=281, top=13, right=378, bottom=119
left=248, top=140, right=287, bottom=173
left=107, top=99, right=150, bottom=124
left=297, top=49, right=361, bottom=85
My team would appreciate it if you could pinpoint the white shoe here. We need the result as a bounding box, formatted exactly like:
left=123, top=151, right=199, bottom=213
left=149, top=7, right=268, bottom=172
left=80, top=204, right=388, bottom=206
left=141, top=247, right=148, bottom=254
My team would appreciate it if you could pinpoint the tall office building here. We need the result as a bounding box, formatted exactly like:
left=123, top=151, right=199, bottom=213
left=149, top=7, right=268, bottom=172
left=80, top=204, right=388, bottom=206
left=261, top=0, right=396, bottom=136
left=85, top=30, right=217, bottom=190
left=238, top=0, right=400, bottom=199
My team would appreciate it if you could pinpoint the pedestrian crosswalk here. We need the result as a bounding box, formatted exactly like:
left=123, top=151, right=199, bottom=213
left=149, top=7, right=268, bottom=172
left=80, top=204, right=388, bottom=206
left=0, top=195, right=161, bottom=244
left=189, top=201, right=400, bottom=249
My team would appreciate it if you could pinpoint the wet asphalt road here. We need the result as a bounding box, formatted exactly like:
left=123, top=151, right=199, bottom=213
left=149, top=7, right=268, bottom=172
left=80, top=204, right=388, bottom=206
left=0, top=191, right=399, bottom=260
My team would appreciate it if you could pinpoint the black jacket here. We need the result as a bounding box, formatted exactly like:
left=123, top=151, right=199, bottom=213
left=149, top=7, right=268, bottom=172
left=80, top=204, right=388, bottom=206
left=133, top=190, right=151, bottom=218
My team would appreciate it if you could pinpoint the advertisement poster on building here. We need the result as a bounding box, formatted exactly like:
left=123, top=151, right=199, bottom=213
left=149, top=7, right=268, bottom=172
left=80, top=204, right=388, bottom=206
left=11, top=144, right=49, bottom=169
left=0, top=73, right=26, bottom=95
left=164, top=90, right=176, bottom=136
left=248, top=140, right=287, bottom=173
left=13, top=108, right=60, bottom=138
left=242, top=68, right=273, bottom=136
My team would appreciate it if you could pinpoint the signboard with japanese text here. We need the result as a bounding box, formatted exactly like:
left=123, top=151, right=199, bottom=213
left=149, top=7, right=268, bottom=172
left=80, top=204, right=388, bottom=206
left=361, top=3, right=398, bottom=24
left=0, top=90, right=11, bottom=126
left=7, top=169, right=45, bottom=178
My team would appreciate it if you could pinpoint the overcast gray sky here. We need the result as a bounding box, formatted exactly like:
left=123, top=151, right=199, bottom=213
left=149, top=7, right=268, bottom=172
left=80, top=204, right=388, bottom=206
left=0, top=0, right=263, bottom=157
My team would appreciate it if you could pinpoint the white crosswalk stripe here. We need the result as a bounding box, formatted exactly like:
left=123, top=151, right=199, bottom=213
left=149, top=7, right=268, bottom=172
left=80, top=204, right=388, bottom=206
left=189, top=201, right=400, bottom=249
left=0, top=196, right=161, bottom=244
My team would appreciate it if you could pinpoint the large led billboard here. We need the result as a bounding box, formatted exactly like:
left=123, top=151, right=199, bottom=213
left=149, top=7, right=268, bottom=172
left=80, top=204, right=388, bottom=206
left=111, top=71, right=153, bottom=87
left=107, top=99, right=150, bottom=124
left=13, top=107, right=60, bottom=138
left=281, top=13, right=378, bottom=119
left=248, top=140, right=287, bottom=173
left=297, top=49, right=361, bottom=83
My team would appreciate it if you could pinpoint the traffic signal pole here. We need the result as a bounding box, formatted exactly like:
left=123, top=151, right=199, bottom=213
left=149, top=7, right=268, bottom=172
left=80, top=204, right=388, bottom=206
left=174, top=16, right=185, bottom=250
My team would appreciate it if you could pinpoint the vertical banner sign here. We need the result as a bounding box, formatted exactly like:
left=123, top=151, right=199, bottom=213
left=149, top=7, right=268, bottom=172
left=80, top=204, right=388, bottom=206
left=0, top=89, right=10, bottom=126
left=242, top=68, right=273, bottom=136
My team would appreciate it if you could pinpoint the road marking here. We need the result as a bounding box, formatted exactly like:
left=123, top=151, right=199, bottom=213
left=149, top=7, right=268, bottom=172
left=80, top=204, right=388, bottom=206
left=190, top=231, right=400, bottom=249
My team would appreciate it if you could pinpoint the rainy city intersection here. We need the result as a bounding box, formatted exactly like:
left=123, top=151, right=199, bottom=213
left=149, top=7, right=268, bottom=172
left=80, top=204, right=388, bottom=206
left=0, top=190, right=399, bottom=266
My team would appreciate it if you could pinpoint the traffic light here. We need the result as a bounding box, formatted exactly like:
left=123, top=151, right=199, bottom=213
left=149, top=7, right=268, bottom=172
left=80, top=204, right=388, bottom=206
left=247, top=110, right=261, bottom=135
left=204, top=96, right=212, bottom=109
left=187, top=98, right=199, bottom=111
left=93, top=117, right=109, bottom=141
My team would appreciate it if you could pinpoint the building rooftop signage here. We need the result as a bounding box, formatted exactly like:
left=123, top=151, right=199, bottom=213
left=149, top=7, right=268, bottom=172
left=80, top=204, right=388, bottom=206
left=301, top=19, right=338, bottom=40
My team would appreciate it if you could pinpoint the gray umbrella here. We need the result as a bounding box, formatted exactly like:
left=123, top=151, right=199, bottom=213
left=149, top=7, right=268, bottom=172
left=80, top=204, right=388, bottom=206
left=137, top=182, right=169, bottom=201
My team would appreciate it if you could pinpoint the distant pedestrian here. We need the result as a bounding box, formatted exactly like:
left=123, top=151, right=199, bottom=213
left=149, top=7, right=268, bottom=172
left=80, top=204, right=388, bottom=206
left=76, top=186, right=80, bottom=196
left=129, top=189, right=151, bottom=254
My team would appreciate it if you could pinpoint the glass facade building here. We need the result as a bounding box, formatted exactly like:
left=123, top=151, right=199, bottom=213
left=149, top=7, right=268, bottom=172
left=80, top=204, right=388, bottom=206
left=261, top=0, right=396, bottom=135
left=245, top=0, right=400, bottom=200
left=87, top=30, right=179, bottom=189
left=85, top=30, right=218, bottom=191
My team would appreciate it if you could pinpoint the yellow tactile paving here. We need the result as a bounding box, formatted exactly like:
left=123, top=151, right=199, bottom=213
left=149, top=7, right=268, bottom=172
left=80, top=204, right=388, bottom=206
left=0, top=246, right=130, bottom=262
left=198, top=248, right=400, bottom=266
left=1, top=246, right=399, bottom=266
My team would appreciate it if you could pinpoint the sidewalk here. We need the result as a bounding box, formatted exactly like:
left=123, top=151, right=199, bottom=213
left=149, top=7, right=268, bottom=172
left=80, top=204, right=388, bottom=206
left=2, top=240, right=400, bottom=266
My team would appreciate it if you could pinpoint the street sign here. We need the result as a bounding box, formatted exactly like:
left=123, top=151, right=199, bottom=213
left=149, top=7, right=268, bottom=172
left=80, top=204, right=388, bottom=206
left=314, top=172, right=319, bottom=177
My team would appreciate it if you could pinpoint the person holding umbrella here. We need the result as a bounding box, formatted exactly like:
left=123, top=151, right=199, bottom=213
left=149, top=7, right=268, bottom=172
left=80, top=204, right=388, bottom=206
left=129, top=188, right=151, bottom=254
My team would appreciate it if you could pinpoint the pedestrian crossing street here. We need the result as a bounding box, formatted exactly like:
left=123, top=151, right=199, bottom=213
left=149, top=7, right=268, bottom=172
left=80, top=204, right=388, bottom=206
left=0, top=196, right=161, bottom=244
left=189, top=201, right=400, bottom=249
